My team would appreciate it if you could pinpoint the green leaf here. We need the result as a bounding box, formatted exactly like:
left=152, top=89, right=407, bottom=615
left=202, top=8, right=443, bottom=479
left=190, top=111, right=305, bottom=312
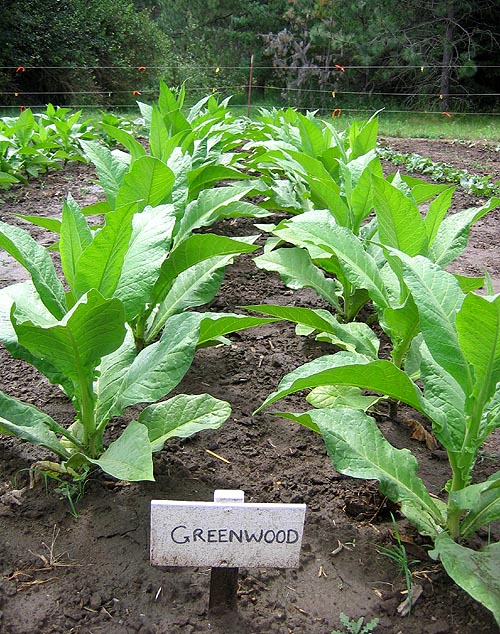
left=173, top=182, right=265, bottom=247
left=197, top=313, right=280, bottom=347
left=254, top=247, right=342, bottom=312
left=113, top=312, right=202, bottom=414
left=424, top=186, right=455, bottom=246
left=91, top=421, right=154, bottom=481
left=0, top=283, right=74, bottom=395
left=306, top=385, right=380, bottom=411
left=246, top=305, right=379, bottom=358
left=0, top=391, right=69, bottom=457
left=257, top=352, right=424, bottom=413
left=95, top=327, right=137, bottom=427
left=187, top=164, right=249, bottom=201
left=418, top=342, right=466, bottom=452
left=15, top=214, right=62, bottom=234
left=13, top=290, right=126, bottom=384
left=80, top=140, right=128, bottom=208
left=139, top=393, right=231, bottom=452
left=457, top=293, right=500, bottom=406
left=73, top=202, right=137, bottom=299
left=100, top=123, right=147, bottom=163
left=146, top=255, right=235, bottom=343
left=60, top=194, right=92, bottom=292
left=429, top=197, right=500, bottom=266
left=115, top=156, right=174, bottom=210
left=451, top=473, right=500, bottom=538
left=373, top=175, right=428, bottom=257
left=395, top=252, right=472, bottom=393
left=454, top=274, right=484, bottom=293
left=430, top=533, right=500, bottom=625
left=282, top=408, right=444, bottom=534
left=114, top=205, right=176, bottom=320
left=0, top=220, right=66, bottom=319
left=274, top=210, right=390, bottom=309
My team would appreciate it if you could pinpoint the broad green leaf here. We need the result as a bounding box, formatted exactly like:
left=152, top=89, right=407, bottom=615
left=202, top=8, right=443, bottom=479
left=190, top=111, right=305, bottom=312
left=430, top=533, right=500, bottom=625
left=0, top=220, right=66, bottom=319
left=254, top=247, right=342, bottom=312
left=418, top=342, right=467, bottom=452
left=424, top=186, right=455, bottom=246
left=0, top=391, right=69, bottom=457
left=257, top=352, right=424, bottom=413
left=114, top=205, right=176, bottom=320
left=246, top=305, right=379, bottom=358
left=91, top=421, right=154, bottom=481
left=350, top=116, right=378, bottom=159
left=100, top=123, right=147, bottom=163
left=395, top=252, right=472, bottom=392
left=0, top=283, right=74, bottom=395
left=274, top=211, right=390, bottom=309
left=187, top=164, right=249, bottom=201
left=13, top=290, right=126, bottom=384
left=60, top=194, right=92, bottom=292
left=80, top=140, right=128, bottom=208
left=139, top=393, right=231, bottom=452
left=159, top=234, right=258, bottom=289
left=149, top=105, right=170, bottom=161
left=197, top=313, right=280, bottom=347
left=95, top=327, right=137, bottom=427
left=149, top=233, right=257, bottom=315
left=282, top=408, right=444, bottom=534
left=429, top=197, right=500, bottom=266
left=350, top=158, right=383, bottom=233
left=113, top=312, right=202, bottom=413
left=146, top=255, right=235, bottom=343
left=454, top=274, right=484, bottom=293
left=15, top=214, right=62, bottom=234
left=457, top=293, right=500, bottom=405
left=73, top=202, right=137, bottom=298
left=306, top=385, right=380, bottom=411
left=451, top=473, right=500, bottom=538
left=381, top=295, right=420, bottom=367
left=399, top=176, right=450, bottom=204
left=115, top=156, right=174, bottom=210
left=373, top=175, right=428, bottom=256
left=173, top=182, right=266, bottom=247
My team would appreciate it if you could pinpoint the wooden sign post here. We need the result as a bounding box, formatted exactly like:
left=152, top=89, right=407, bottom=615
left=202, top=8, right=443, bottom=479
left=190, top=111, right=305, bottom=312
left=150, top=490, right=306, bottom=612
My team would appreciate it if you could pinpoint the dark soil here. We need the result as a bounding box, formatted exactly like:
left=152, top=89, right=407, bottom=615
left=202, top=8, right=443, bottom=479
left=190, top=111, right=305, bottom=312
left=0, top=138, right=499, bottom=634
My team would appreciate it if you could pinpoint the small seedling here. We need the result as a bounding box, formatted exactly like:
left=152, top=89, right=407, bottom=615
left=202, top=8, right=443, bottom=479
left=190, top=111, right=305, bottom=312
left=331, top=613, right=379, bottom=634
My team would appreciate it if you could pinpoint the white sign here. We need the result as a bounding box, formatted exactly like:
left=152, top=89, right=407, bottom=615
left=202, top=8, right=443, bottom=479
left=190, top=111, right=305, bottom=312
left=150, top=490, right=306, bottom=568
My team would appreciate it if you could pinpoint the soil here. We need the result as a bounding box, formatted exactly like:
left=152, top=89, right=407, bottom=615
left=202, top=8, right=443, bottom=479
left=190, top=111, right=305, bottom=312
left=0, top=138, right=499, bottom=634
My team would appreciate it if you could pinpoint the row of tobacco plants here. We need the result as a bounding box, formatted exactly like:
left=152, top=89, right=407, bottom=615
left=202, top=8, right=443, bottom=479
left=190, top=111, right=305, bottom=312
left=0, top=83, right=499, bottom=624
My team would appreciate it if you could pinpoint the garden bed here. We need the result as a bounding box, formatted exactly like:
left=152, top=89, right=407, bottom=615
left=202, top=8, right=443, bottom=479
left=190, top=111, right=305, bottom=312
left=0, top=137, right=499, bottom=634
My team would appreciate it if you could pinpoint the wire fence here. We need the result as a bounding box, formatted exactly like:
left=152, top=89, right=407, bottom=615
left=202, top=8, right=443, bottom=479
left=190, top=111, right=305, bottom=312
left=1, top=64, right=499, bottom=116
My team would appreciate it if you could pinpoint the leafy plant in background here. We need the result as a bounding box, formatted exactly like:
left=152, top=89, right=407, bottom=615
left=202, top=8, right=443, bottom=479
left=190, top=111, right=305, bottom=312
left=378, top=145, right=500, bottom=197
left=0, top=105, right=99, bottom=188
left=247, top=109, right=382, bottom=231
left=257, top=254, right=500, bottom=623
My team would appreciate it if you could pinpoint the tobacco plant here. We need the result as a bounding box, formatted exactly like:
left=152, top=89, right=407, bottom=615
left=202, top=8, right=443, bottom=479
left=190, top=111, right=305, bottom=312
left=0, top=106, right=98, bottom=188
left=0, top=216, right=243, bottom=481
left=248, top=178, right=498, bottom=365
left=257, top=254, right=500, bottom=623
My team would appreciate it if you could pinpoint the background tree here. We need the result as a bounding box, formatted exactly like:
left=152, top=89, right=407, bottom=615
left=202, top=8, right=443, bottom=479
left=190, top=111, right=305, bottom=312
left=0, top=0, right=169, bottom=107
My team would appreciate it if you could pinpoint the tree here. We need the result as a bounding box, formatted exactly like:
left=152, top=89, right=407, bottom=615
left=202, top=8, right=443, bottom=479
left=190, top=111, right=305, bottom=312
left=0, top=0, right=169, bottom=107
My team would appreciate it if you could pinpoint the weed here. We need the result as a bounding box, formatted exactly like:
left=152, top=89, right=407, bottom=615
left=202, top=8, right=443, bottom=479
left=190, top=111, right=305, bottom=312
left=377, top=515, right=420, bottom=613
left=331, top=613, right=379, bottom=634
